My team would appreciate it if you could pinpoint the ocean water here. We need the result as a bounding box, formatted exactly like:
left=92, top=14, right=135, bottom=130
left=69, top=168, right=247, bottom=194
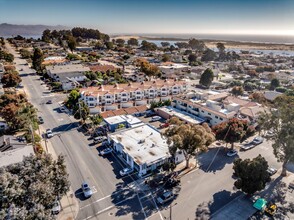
left=139, top=33, right=294, bottom=44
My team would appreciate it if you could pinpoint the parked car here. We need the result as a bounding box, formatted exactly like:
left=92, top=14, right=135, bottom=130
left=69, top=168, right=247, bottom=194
left=289, top=180, right=294, bottom=189
left=240, top=142, right=255, bottom=151
left=252, top=136, right=264, bottom=145
left=150, top=116, right=162, bottom=122
left=267, top=167, right=277, bottom=176
left=51, top=200, right=61, bottom=215
left=145, top=111, right=156, bottom=117
left=100, top=147, right=113, bottom=156
left=59, top=106, right=66, bottom=113
left=265, top=203, right=277, bottom=216
left=38, top=116, right=44, bottom=124
left=93, top=136, right=106, bottom=144
left=226, top=149, right=238, bottom=157
left=81, top=182, right=93, bottom=198
left=46, top=100, right=52, bottom=104
left=156, top=190, right=174, bottom=205
left=160, top=123, right=169, bottom=128
left=264, top=130, right=274, bottom=138
left=46, top=129, right=53, bottom=138
left=119, top=167, right=133, bottom=176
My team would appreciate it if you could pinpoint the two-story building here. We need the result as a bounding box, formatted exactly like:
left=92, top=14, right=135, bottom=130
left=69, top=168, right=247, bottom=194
left=108, top=124, right=184, bottom=177
left=46, top=64, right=90, bottom=90
left=80, top=79, right=187, bottom=112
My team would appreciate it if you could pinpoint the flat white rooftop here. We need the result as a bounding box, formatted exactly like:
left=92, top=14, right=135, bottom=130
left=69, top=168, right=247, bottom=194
left=104, top=115, right=142, bottom=125
left=109, top=124, right=170, bottom=165
left=158, top=106, right=205, bottom=124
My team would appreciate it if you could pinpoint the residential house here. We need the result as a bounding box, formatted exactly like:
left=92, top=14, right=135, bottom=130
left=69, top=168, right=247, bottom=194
left=46, top=64, right=90, bottom=90
left=80, top=79, right=187, bottom=112
left=0, top=135, right=34, bottom=167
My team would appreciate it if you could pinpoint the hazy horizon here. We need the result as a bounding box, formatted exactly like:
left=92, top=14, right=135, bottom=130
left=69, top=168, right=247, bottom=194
left=1, top=0, right=294, bottom=36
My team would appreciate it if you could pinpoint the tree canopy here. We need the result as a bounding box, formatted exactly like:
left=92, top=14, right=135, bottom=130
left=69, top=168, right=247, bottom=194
left=212, top=118, right=255, bottom=149
left=164, top=121, right=215, bottom=168
left=199, top=68, right=214, bottom=88
left=0, top=154, right=70, bottom=219
left=1, top=71, right=22, bottom=88
left=188, top=38, right=206, bottom=52
left=259, top=95, right=294, bottom=176
left=32, top=48, right=44, bottom=73
left=201, top=49, right=217, bottom=62
left=127, top=38, right=139, bottom=46
left=233, top=155, right=270, bottom=195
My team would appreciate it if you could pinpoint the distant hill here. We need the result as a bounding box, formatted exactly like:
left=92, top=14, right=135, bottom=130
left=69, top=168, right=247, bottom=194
left=0, top=23, right=69, bottom=37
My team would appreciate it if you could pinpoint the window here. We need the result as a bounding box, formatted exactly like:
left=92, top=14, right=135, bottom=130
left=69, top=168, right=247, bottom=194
left=89, top=103, right=94, bottom=107
left=122, top=93, right=127, bottom=96
left=220, top=118, right=223, bottom=121
left=215, top=116, right=219, bottom=119
left=106, top=95, right=111, bottom=99
left=208, top=113, right=211, bottom=116
left=201, top=110, right=204, bottom=113
left=89, top=98, right=93, bottom=101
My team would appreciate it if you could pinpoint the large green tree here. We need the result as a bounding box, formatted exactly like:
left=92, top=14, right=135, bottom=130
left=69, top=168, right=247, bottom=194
left=73, top=100, right=89, bottom=121
left=260, top=95, right=294, bottom=176
left=1, top=71, right=22, bottom=87
left=67, top=36, right=77, bottom=52
left=164, top=121, right=215, bottom=168
left=201, top=48, right=217, bottom=61
left=65, top=89, right=80, bottom=109
left=270, top=78, right=280, bottom=90
left=188, top=38, right=206, bottom=52
left=212, top=118, right=255, bottom=149
left=32, top=48, right=44, bottom=73
left=233, top=155, right=270, bottom=195
left=199, top=68, right=214, bottom=88
left=0, top=154, right=70, bottom=219
left=127, top=38, right=139, bottom=46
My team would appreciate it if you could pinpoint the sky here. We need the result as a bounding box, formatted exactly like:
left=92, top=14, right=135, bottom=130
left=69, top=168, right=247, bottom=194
left=0, top=0, right=294, bottom=35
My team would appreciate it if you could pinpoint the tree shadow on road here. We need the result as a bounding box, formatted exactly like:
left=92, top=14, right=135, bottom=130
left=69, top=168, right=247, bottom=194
left=198, top=147, right=238, bottom=173
left=110, top=182, right=146, bottom=219
left=52, top=122, right=80, bottom=133
left=195, top=189, right=242, bottom=219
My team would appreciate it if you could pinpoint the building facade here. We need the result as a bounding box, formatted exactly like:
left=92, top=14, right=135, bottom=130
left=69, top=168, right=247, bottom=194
left=80, top=79, right=187, bottom=112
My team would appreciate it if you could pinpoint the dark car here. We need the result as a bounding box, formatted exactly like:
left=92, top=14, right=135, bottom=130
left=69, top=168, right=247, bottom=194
left=46, top=100, right=52, bottom=104
left=38, top=116, right=44, bottom=124
left=156, top=190, right=174, bottom=205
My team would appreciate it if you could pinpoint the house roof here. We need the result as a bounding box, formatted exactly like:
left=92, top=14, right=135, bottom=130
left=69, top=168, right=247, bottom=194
left=80, top=79, right=187, bottom=97
left=0, top=145, right=34, bottom=167
left=46, top=64, right=90, bottom=75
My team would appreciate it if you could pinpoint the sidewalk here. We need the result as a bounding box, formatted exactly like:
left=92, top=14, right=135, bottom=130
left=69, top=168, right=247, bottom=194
left=39, top=127, right=79, bottom=220
left=174, top=158, right=199, bottom=178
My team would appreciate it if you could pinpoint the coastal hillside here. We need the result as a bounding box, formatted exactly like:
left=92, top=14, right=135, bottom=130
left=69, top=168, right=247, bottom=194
left=0, top=23, right=69, bottom=36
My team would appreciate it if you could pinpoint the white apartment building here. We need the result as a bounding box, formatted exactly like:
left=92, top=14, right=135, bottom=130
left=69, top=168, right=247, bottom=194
left=169, top=91, right=261, bottom=126
left=80, top=79, right=187, bottom=112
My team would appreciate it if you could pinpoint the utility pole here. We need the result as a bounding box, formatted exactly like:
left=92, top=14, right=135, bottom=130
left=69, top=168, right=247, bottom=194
left=169, top=202, right=177, bottom=220
left=29, top=123, right=36, bottom=152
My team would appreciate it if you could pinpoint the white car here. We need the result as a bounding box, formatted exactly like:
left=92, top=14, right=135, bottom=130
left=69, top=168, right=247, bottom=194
left=51, top=200, right=61, bottom=215
left=252, top=136, right=264, bottom=145
left=150, top=116, right=162, bottom=122
left=93, top=136, right=106, bottom=144
left=240, top=142, right=255, bottom=151
left=46, top=129, right=53, bottom=138
left=59, top=106, right=66, bottom=113
left=119, top=167, right=133, bottom=176
left=226, top=149, right=238, bottom=157
left=100, top=147, right=113, bottom=156
left=81, top=182, right=93, bottom=198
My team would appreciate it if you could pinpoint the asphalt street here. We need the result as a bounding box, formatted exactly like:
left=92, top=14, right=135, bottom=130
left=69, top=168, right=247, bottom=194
left=6, top=42, right=282, bottom=220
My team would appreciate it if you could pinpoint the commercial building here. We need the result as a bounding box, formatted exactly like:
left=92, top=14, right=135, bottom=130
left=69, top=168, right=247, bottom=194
left=109, top=124, right=184, bottom=177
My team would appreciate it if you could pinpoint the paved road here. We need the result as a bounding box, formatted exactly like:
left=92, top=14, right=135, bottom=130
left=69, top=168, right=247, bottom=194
left=6, top=42, right=282, bottom=220
left=6, top=42, right=155, bottom=220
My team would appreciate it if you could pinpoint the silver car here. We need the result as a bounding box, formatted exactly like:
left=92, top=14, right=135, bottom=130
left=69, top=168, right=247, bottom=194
left=81, top=182, right=93, bottom=198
